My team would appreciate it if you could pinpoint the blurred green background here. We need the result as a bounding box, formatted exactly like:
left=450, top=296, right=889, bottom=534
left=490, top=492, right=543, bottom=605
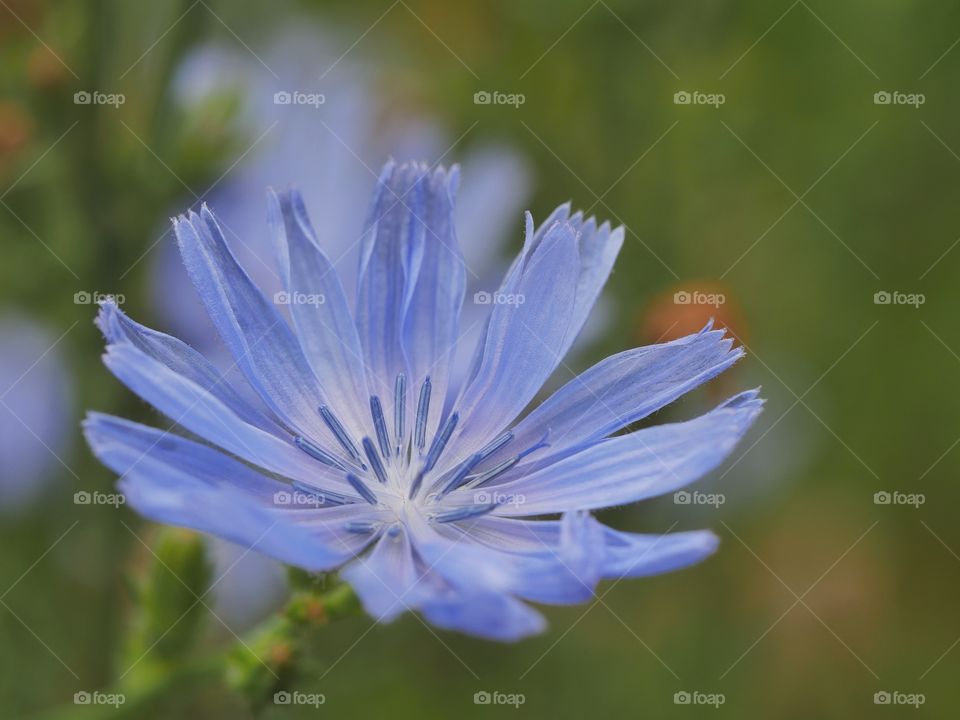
left=1, top=0, right=959, bottom=717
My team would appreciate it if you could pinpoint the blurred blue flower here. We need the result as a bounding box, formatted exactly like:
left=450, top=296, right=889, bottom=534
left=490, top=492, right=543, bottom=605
left=85, top=161, right=761, bottom=640
left=0, top=314, right=73, bottom=515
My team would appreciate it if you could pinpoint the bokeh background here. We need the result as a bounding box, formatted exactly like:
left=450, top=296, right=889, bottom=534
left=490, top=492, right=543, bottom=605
left=1, top=0, right=959, bottom=717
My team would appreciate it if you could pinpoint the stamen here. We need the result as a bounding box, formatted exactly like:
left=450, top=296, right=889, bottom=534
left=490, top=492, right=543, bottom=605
left=422, top=412, right=458, bottom=474
left=291, top=481, right=351, bottom=506
left=345, top=521, right=377, bottom=534
left=436, top=452, right=482, bottom=498
left=433, top=502, right=498, bottom=523
left=362, top=437, right=388, bottom=485
left=394, top=374, right=406, bottom=455
left=462, top=456, right=520, bottom=490
left=319, top=405, right=364, bottom=465
left=475, top=431, right=513, bottom=463
left=408, top=470, right=426, bottom=500
left=369, top=396, right=392, bottom=459
left=414, top=377, right=432, bottom=452
left=346, top=473, right=378, bottom=505
left=294, top=436, right=348, bottom=471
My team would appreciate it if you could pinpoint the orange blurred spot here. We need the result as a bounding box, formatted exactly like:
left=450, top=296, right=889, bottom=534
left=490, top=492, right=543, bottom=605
left=639, top=281, right=746, bottom=345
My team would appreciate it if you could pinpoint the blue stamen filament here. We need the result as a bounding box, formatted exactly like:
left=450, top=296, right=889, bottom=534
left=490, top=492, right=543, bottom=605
left=346, top=473, right=378, bottom=505
left=433, top=502, right=499, bottom=523
left=394, top=374, right=406, bottom=456
left=370, top=396, right=392, bottom=460
left=318, top=405, right=365, bottom=467
left=362, top=437, right=389, bottom=485
left=294, top=435, right=348, bottom=471
left=414, top=377, right=432, bottom=452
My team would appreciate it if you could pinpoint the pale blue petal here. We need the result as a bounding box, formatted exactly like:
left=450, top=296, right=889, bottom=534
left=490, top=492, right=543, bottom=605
left=267, top=188, right=370, bottom=436
left=444, top=221, right=580, bottom=468
left=174, top=207, right=331, bottom=442
left=483, top=390, right=764, bottom=516
left=481, top=325, right=744, bottom=477
left=341, top=526, right=419, bottom=622
left=102, top=342, right=354, bottom=498
left=83, top=414, right=365, bottom=571
left=96, top=300, right=283, bottom=436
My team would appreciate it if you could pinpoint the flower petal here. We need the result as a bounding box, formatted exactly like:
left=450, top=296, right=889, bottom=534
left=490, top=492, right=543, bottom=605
left=101, top=342, right=354, bottom=498
left=481, top=325, right=743, bottom=476
left=267, top=188, right=370, bottom=435
left=400, top=166, right=466, bottom=440
left=445, top=220, right=580, bottom=466
left=83, top=414, right=366, bottom=571
left=174, top=206, right=330, bottom=442
left=482, top=390, right=764, bottom=516
left=341, top=526, right=419, bottom=622
left=96, top=300, right=281, bottom=435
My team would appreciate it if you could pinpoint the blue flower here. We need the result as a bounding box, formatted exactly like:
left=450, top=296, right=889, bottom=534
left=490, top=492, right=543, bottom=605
left=84, top=160, right=762, bottom=641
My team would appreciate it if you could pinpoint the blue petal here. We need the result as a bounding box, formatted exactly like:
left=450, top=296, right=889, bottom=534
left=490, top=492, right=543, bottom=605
left=418, top=587, right=546, bottom=642
left=83, top=414, right=367, bottom=571
left=481, top=325, right=744, bottom=477
left=174, top=207, right=331, bottom=442
left=540, top=205, right=625, bottom=359
left=341, top=525, right=419, bottom=622
left=466, top=516, right=719, bottom=578
left=96, top=300, right=282, bottom=435
left=101, top=342, right=355, bottom=498
left=400, top=166, right=466, bottom=441
left=445, top=220, right=580, bottom=468
left=482, top=390, right=764, bottom=516
left=355, top=161, right=426, bottom=397
left=267, top=188, right=370, bottom=436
